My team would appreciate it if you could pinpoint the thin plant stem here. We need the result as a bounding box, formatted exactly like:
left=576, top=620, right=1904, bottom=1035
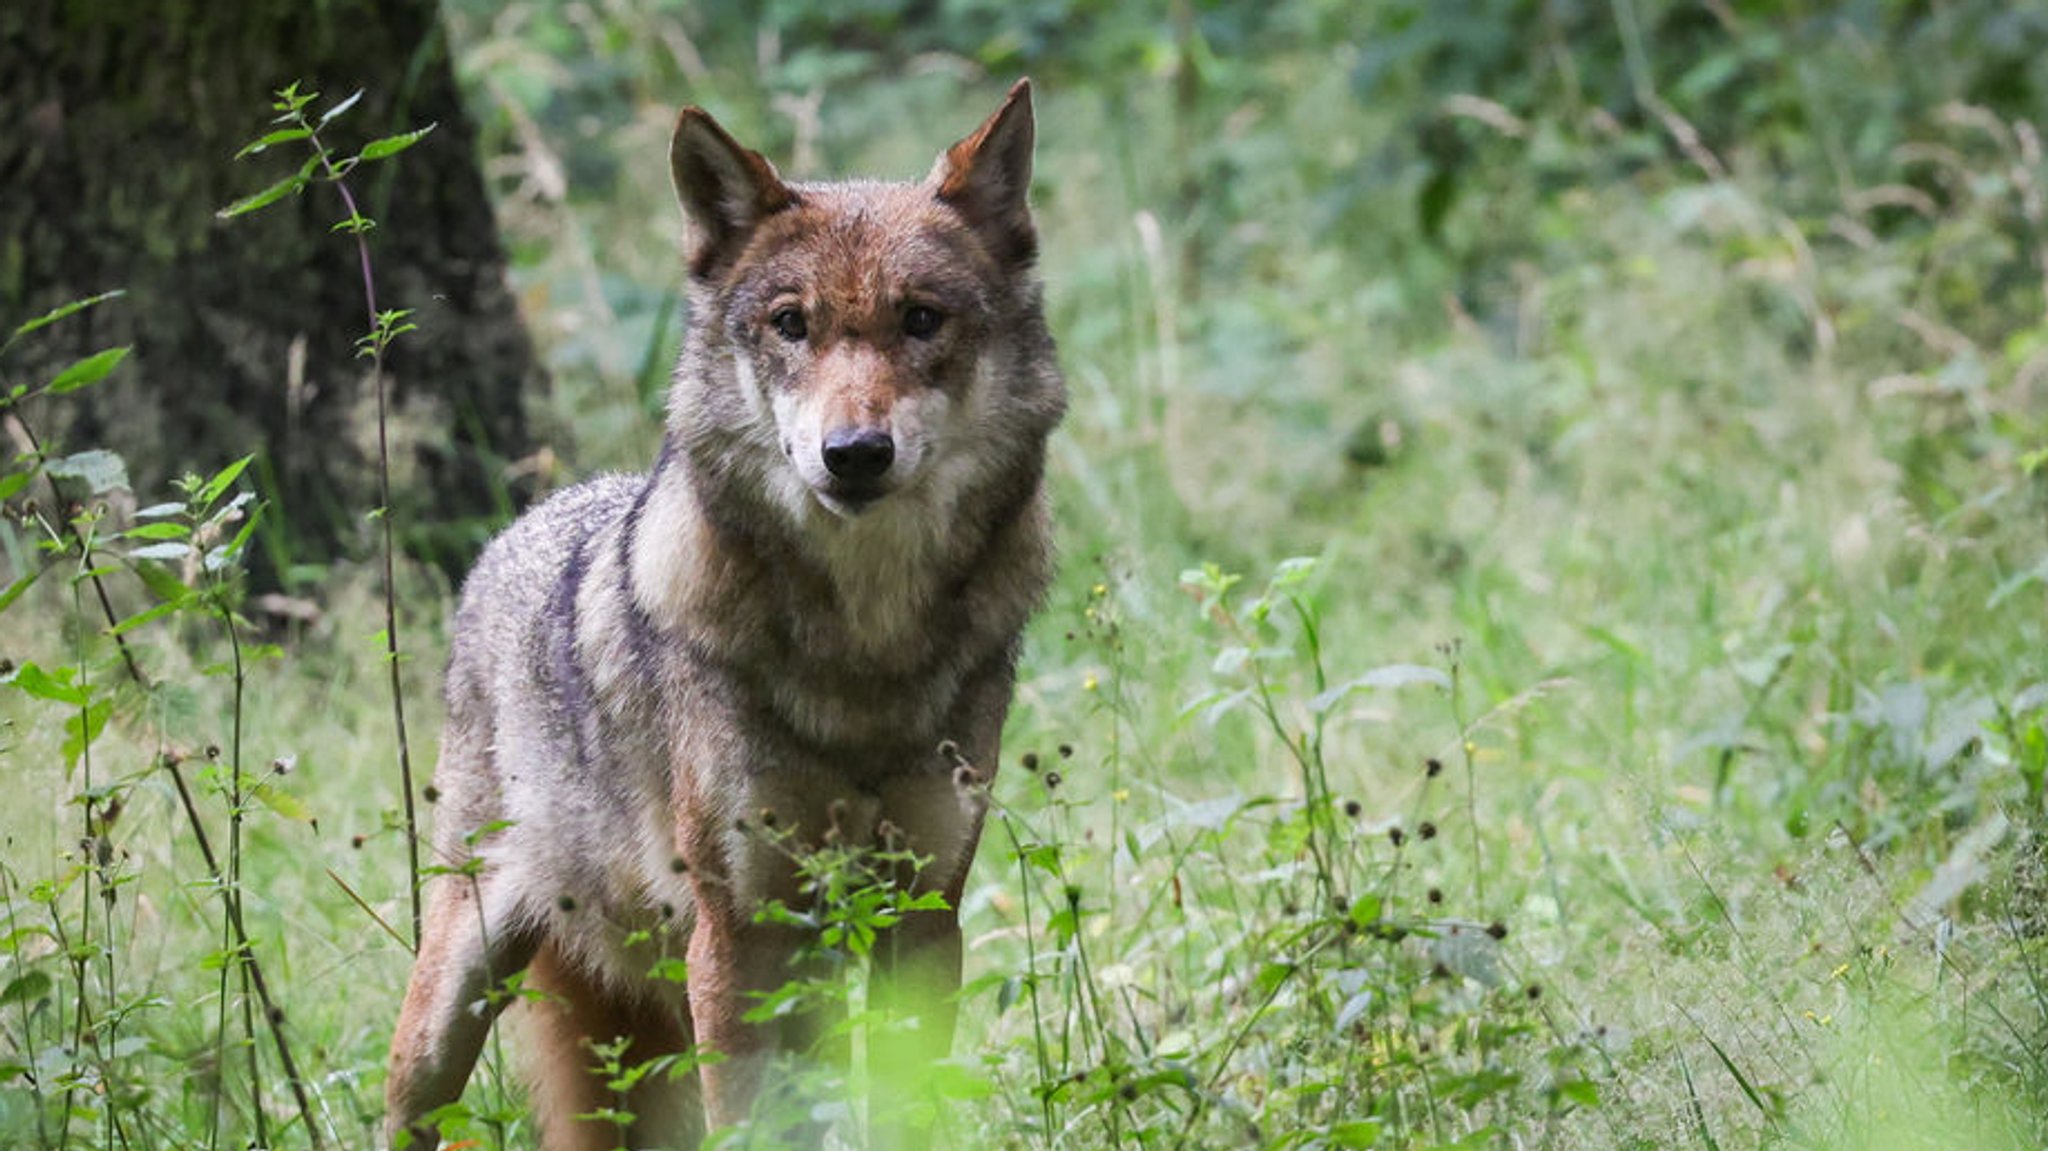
left=996, top=812, right=1056, bottom=1150
left=223, top=614, right=271, bottom=1149
left=0, top=868, right=54, bottom=1150
left=164, top=750, right=328, bottom=1150
left=298, top=116, right=423, bottom=951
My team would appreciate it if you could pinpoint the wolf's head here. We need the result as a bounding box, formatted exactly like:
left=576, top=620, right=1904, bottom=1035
left=665, top=81, right=1064, bottom=529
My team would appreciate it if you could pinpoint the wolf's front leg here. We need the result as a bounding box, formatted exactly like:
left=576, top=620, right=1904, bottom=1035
left=385, top=873, right=539, bottom=1148
left=686, top=907, right=829, bottom=1133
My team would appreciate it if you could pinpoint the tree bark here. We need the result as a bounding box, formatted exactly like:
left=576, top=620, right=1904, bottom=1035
left=0, top=0, right=542, bottom=583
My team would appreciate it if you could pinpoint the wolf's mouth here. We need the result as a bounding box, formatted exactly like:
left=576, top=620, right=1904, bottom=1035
left=814, top=482, right=886, bottom=517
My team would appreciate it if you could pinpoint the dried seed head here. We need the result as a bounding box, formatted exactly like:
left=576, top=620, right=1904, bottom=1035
left=660, top=902, right=676, bottom=920
left=421, top=784, right=440, bottom=804
left=670, top=856, right=689, bottom=873
left=1426, top=887, right=1443, bottom=904
left=1043, top=770, right=1063, bottom=790
left=1486, top=921, right=1508, bottom=941
left=758, top=808, right=778, bottom=829
left=351, top=834, right=366, bottom=850
left=1388, top=827, right=1407, bottom=848
left=1425, top=757, right=1444, bottom=778
left=557, top=894, right=577, bottom=912
left=1342, top=799, right=1362, bottom=818
left=1418, top=821, right=1437, bottom=841
left=1525, top=983, right=1542, bottom=1001
left=1058, top=743, right=1074, bottom=759
left=204, top=744, right=222, bottom=760
left=1021, top=752, right=1040, bottom=772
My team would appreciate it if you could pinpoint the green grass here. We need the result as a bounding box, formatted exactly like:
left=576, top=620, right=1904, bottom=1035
left=5, top=5, right=2048, bottom=1149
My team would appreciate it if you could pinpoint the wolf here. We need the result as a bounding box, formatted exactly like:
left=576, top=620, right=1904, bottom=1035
left=383, top=79, right=1064, bottom=1150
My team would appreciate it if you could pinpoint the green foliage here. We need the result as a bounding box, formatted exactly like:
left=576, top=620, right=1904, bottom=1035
left=8, top=2, right=2048, bottom=1149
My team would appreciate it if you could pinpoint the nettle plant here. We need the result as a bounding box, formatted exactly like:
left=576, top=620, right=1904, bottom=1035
left=0, top=291, right=325, bottom=1148
left=971, top=557, right=1604, bottom=1149
left=0, top=81, right=434, bottom=1151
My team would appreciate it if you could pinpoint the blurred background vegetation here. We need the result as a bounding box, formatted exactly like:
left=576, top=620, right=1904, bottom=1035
left=4, top=1, right=2048, bottom=1148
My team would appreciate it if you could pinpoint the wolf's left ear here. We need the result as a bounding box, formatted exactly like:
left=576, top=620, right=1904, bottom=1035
left=671, top=108, right=797, bottom=280
left=930, top=78, right=1038, bottom=267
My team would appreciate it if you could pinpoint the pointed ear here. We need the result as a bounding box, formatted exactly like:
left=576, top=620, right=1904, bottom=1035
left=928, top=78, right=1038, bottom=267
left=670, top=108, right=796, bottom=279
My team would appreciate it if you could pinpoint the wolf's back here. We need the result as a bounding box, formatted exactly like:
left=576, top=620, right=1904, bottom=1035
left=431, top=474, right=645, bottom=845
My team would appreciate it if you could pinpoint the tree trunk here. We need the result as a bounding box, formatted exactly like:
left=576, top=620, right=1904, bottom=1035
left=0, top=0, right=542, bottom=584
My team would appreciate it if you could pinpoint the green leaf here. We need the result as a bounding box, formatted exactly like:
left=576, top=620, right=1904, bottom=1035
left=126, top=542, right=191, bottom=562
left=132, top=559, right=189, bottom=602
left=197, top=454, right=255, bottom=509
left=1252, top=960, right=1296, bottom=997
left=63, top=699, right=114, bottom=772
left=205, top=504, right=262, bottom=572
left=1017, top=842, right=1062, bottom=876
left=1553, top=1078, right=1601, bottom=1109
left=109, top=598, right=185, bottom=636
left=251, top=781, right=315, bottom=824
left=234, top=126, right=311, bottom=159
left=122, top=521, right=191, bottom=542
left=0, top=565, right=45, bottom=613
left=1309, top=664, right=1453, bottom=714
left=8, top=661, right=88, bottom=706
left=218, top=172, right=308, bottom=219
left=1327, top=1119, right=1383, bottom=1148
left=45, top=448, right=130, bottom=495
left=357, top=123, right=436, bottom=163
left=0, top=971, right=53, bottom=1007
left=47, top=347, right=130, bottom=395
left=1270, top=555, right=1318, bottom=587
left=4, top=290, right=124, bottom=351
left=271, top=81, right=315, bottom=116
left=0, top=469, right=32, bottom=502
left=318, top=88, right=365, bottom=127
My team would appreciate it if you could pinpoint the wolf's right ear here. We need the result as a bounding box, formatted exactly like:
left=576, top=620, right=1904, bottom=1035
left=670, top=109, right=796, bottom=280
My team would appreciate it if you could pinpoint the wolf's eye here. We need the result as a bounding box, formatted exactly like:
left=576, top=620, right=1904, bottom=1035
left=902, top=305, right=944, bottom=340
left=770, top=307, right=808, bottom=342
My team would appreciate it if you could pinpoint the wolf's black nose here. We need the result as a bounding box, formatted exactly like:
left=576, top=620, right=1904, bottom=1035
left=822, top=428, right=895, bottom=482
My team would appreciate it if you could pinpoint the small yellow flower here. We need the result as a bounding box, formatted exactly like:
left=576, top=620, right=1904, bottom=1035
left=1083, top=672, right=1099, bottom=692
left=1463, top=740, right=1477, bottom=755
left=1112, top=789, right=1130, bottom=802
left=1091, top=582, right=1108, bottom=597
